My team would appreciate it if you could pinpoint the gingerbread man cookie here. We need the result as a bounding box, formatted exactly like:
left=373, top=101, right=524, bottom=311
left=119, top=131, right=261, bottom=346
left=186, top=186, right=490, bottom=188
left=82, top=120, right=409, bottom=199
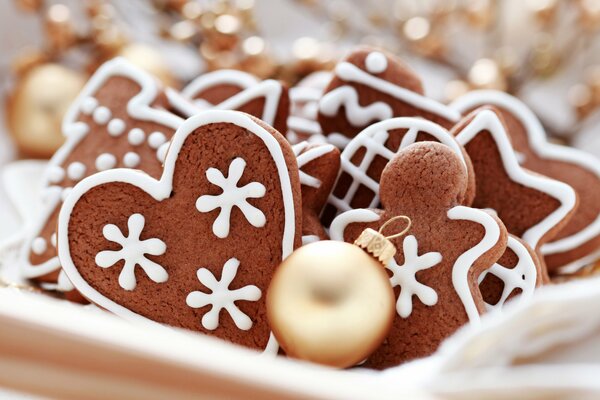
left=57, top=110, right=302, bottom=351
left=330, top=141, right=508, bottom=368
left=450, top=91, right=599, bottom=273
left=20, top=58, right=183, bottom=294
left=318, top=47, right=460, bottom=148
left=451, top=107, right=578, bottom=266
left=292, top=141, right=340, bottom=244
left=171, top=71, right=290, bottom=135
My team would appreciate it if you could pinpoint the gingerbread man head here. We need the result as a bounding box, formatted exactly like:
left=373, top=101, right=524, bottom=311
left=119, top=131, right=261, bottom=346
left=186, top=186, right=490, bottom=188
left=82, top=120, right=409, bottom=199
left=331, top=141, right=507, bottom=368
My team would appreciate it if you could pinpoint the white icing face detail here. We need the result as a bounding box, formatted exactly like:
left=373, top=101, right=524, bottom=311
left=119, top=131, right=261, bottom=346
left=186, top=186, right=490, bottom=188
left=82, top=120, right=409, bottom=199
left=156, top=142, right=170, bottom=163
left=388, top=235, right=441, bottom=318
left=123, top=152, right=140, bottom=168
left=107, top=118, right=126, bottom=136
left=31, top=237, right=47, bottom=255
left=365, top=52, right=388, bottom=74
left=292, top=142, right=336, bottom=188
left=128, top=128, right=146, bottom=146
left=46, top=166, right=65, bottom=184
left=196, top=157, right=267, bottom=239
left=93, top=106, right=111, bottom=125
left=81, top=97, right=98, bottom=115
left=148, top=131, right=167, bottom=149
left=186, top=258, right=261, bottom=331
left=95, top=153, right=117, bottom=171
left=67, top=162, right=86, bottom=181
left=95, top=213, right=168, bottom=291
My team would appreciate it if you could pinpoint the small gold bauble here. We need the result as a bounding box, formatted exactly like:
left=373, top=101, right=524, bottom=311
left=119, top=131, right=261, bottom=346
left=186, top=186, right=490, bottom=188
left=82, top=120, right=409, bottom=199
left=6, top=63, right=86, bottom=158
left=118, top=43, right=177, bottom=88
left=267, top=240, right=395, bottom=368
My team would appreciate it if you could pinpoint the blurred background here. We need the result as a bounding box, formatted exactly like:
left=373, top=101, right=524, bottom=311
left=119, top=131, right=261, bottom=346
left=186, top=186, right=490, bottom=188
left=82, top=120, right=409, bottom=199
left=2, top=0, right=600, bottom=236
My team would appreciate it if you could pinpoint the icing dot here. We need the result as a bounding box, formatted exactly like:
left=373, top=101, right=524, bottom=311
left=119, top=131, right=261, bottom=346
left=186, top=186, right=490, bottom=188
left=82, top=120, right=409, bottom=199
left=365, top=52, right=388, bottom=74
left=123, top=152, right=141, bottom=168
left=95, top=153, right=117, bottom=171
left=31, top=237, right=47, bottom=255
left=148, top=132, right=167, bottom=149
left=93, top=106, right=111, bottom=125
left=61, top=187, right=73, bottom=201
left=67, top=162, right=86, bottom=181
left=128, top=128, right=146, bottom=146
left=81, top=97, right=98, bottom=115
left=156, top=142, right=170, bottom=163
left=50, top=233, right=57, bottom=248
left=46, top=166, right=65, bottom=184
left=107, top=118, right=126, bottom=136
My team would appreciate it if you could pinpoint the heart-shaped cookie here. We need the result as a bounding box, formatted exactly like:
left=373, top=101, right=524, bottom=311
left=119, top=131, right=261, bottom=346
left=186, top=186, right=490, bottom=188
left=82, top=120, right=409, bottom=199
left=58, top=110, right=302, bottom=350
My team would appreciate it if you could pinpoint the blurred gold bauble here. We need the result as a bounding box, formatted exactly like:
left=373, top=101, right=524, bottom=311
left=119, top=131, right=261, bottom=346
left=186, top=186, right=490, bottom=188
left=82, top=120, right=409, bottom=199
left=118, top=43, right=177, bottom=88
left=267, top=240, right=395, bottom=368
left=6, top=63, right=86, bottom=158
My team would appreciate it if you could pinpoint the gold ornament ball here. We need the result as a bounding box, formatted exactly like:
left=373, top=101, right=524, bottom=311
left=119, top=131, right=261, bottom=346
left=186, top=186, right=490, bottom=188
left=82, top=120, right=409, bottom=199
left=6, top=63, right=86, bottom=158
left=267, top=240, right=395, bottom=368
left=118, top=43, right=177, bottom=88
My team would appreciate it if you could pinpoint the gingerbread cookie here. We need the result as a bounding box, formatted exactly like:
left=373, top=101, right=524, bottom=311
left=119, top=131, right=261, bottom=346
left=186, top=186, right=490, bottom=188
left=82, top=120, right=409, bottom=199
left=19, top=58, right=183, bottom=293
left=292, top=141, right=340, bottom=244
left=450, top=91, right=599, bottom=273
left=322, top=117, right=476, bottom=225
left=57, top=110, right=302, bottom=351
left=287, top=71, right=331, bottom=143
left=171, top=72, right=290, bottom=135
left=330, top=141, right=507, bottom=368
left=318, top=47, right=460, bottom=148
left=451, top=107, right=577, bottom=266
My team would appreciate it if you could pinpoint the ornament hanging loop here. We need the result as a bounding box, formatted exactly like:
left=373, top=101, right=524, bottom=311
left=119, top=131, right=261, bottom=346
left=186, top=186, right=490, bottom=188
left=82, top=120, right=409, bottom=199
left=378, top=215, right=411, bottom=240
left=354, top=215, right=412, bottom=266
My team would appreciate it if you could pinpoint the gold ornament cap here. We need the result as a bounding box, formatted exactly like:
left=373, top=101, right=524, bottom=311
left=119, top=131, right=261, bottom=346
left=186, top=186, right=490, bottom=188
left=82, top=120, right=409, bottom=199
left=354, top=215, right=411, bottom=266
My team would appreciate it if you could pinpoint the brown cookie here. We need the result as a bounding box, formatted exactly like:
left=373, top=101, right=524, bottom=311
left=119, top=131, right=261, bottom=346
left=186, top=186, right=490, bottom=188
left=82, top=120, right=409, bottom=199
left=451, top=107, right=578, bottom=268
left=57, top=110, right=302, bottom=351
left=287, top=71, right=331, bottom=143
left=20, top=58, right=183, bottom=295
left=330, top=142, right=507, bottom=368
left=171, top=72, right=290, bottom=136
left=292, top=141, right=340, bottom=243
left=450, top=92, right=599, bottom=273
left=317, top=47, right=460, bottom=148
left=321, top=117, right=476, bottom=226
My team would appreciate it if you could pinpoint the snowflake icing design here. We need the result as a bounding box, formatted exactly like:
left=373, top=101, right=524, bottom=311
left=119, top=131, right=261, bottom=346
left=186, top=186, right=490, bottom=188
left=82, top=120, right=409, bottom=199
left=196, top=157, right=266, bottom=239
left=95, top=213, right=168, bottom=291
left=388, top=235, right=441, bottom=318
left=186, top=258, right=261, bottom=331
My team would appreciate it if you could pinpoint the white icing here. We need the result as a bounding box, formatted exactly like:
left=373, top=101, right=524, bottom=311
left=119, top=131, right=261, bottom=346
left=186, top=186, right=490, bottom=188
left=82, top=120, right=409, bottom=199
left=46, top=166, right=65, bottom=184
left=301, top=235, right=320, bottom=245
left=148, top=131, right=167, bottom=149
left=95, top=213, right=168, bottom=291
left=50, top=233, right=57, bottom=248
left=95, top=153, right=117, bottom=171
left=128, top=128, right=146, bottom=146
left=292, top=142, right=336, bottom=188
left=107, top=118, right=126, bottom=136
left=447, top=205, right=502, bottom=323
left=186, top=258, right=261, bottom=330
left=60, top=187, right=72, bottom=201
left=479, top=236, right=537, bottom=311
left=450, top=90, right=600, bottom=265
left=58, top=110, right=295, bottom=353
left=182, top=69, right=259, bottom=101
left=454, top=109, right=576, bottom=250
left=365, top=51, right=388, bottom=74
left=93, top=106, right=111, bottom=125
left=388, top=235, right=441, bottom=318
left=31, top=237, right=47, bottom=255
left=196, top=157, right=266, bottom=238
left=20, top=57, right=183, bottom=280
left=320, top=86, right=393, bottom=126
left=81, top=97, right=98, bottom=115
left=40, top=269, right=75, bottom=292
left=329, top=208, right=381, bottom=241
left=156, top=142, right=170, bottom=163
left=326, top=117, right=466, bottom=217
left=67, top=162, right=86, bottom=181
left=123, top=152, right=140, bottom=168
